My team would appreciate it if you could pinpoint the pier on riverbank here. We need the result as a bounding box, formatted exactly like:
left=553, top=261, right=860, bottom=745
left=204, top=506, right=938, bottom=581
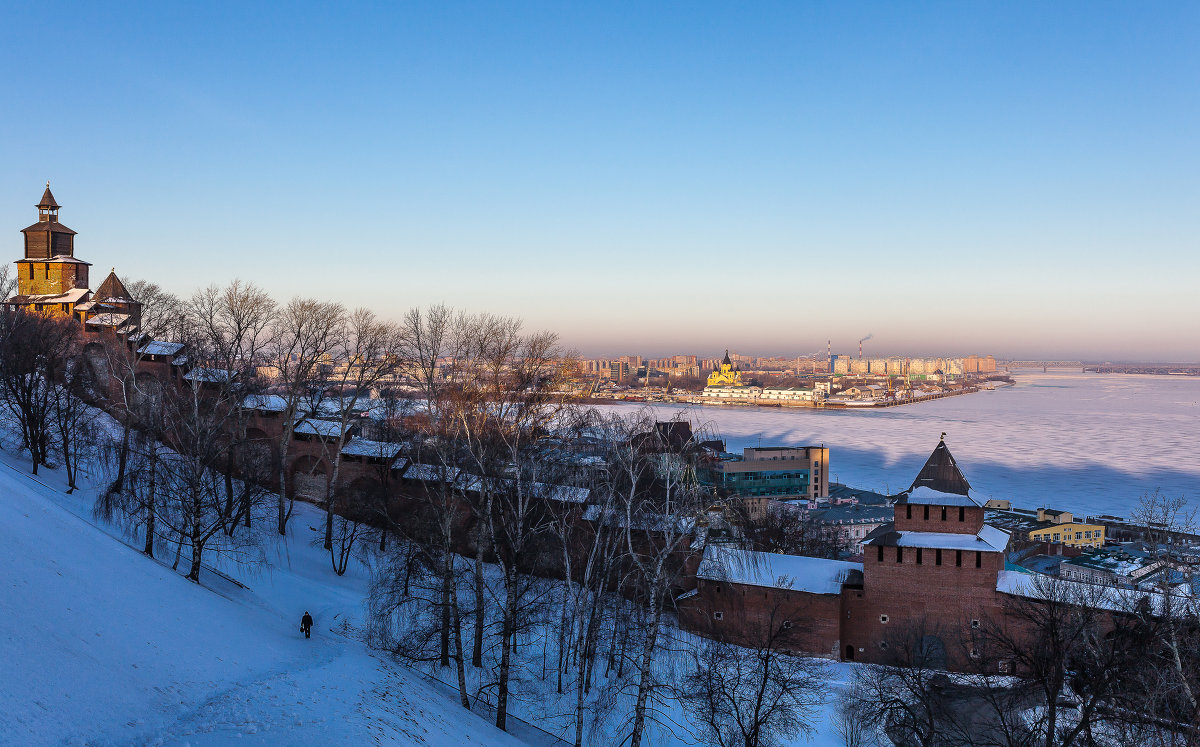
left=585, top=385, right=983, bottom=410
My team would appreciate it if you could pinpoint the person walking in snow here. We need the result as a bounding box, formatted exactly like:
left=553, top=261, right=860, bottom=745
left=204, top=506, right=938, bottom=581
left=301, top=611, right=313, bottom=638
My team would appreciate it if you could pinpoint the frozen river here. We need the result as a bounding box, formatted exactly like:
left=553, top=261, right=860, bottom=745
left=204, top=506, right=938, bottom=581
left=599, top=370, right=1200, bottom=519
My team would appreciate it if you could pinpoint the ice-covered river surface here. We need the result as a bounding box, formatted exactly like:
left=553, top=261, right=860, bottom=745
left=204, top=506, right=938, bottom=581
left=598, top=370, right=1200, bottom=519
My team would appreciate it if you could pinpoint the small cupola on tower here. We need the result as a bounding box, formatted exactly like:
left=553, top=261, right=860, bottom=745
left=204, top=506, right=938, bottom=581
left=22, top=182, right=78, bottom=260
left=37, top=183, right=61, bottom=223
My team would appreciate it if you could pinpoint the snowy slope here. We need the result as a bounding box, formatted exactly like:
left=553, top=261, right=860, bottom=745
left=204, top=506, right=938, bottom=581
left=0, top=458, right=525, bottom=746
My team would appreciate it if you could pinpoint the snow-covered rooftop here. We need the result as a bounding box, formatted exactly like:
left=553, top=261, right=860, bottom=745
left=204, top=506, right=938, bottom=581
left=137, top=341, right=185, bottom=357
left=403, top=463, right=460, bottom=482
left=1064, top=551, right=1160, bottom=578
left=242, top=394, right=289, bottom=412
left=85, top=313, right=132, bottom=327
left=184, top=367, right=236, bottom=383
left=294, top=419, right=348, bottom=438
left=535, top=483, right=590, bottom=504
left=339, top=439, right=405, bottom=460
left=889, top=525, right=1010, bottom=553
left=45, top=288, right=92, bottom=304
left=580, top=505, right=697, bottom=534
left=903, top=486, right=982, bottom=508
left=11, top=287, right=92, bottom=305
left=697, top=546, right=862, bottom=595
left=996, top=570, right=1186, bottom=615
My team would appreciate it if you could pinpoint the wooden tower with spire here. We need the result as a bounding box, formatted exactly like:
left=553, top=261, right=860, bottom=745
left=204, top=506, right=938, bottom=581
left=12, top=183, right=92, bottom=306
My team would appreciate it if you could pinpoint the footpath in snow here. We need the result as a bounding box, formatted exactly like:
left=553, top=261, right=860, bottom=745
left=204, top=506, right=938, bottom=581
left=0, top=450, right=528, bottom=746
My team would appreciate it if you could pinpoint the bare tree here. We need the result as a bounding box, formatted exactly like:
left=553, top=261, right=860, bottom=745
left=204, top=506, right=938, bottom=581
left=842, top=620, right=958, bottom=747
left=398, top=305, right=504, bottom=672
left=100, top=428, right=172, bottom=559
left=100, top=279, right=181, bottom=494
left=679, top=599, right=830, bottom=747
left=973, top=574, right=1145, bottom=747
left=368, top=432, right=475, bottom=711
left=367, top=530, right=471, bottom=709
left=0, top=310, right=78, bottom=473
left=367, top=307, right=476, bottom=706
left=329, top=514, right=364, bottom=576
left=396, top=304, right=476, bottom=678
left=50, top=345, right=97, bottom=492
left=604, top=411, right=712, bottom=747
left=1129, top=490, right=1200, bottom=719
left=266, top=297, right=344, bottom=535
left=553, top=411, right=627, bottom=747
left=0, top=264, right=16, bottom=302
left=94, top=338, right=174, bottom=558
left=154, top=379, right=258, bottom=583
left=833, top=696, right=875, bottom=747
left=736, top=500, right=849, bottom=559
left=184, top=281, right=276, bottom=532
left=455, top=324, right=575, bottom=732
left=310, top=307, right=401, bottom=556
left=1095, top=491, right=1200, bottom=743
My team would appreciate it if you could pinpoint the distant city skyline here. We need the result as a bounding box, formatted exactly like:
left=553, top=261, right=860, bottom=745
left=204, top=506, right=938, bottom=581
left=2, top=3, right=1197, bottom=361
left=577, top=349, right=1148, bottom=365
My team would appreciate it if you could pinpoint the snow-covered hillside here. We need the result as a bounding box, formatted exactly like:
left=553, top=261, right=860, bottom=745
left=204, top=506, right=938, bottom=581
left=0, top=454, right=527, bottom=746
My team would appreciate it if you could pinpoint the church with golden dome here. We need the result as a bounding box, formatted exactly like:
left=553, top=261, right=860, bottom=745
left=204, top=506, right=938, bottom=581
left=706, top=350, right=744, bottom=387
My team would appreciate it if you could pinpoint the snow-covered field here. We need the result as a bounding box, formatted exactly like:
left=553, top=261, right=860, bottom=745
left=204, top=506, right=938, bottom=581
left=0, top=450, right=528, bottom=746
left=607, top=370, right=1200, bottom=517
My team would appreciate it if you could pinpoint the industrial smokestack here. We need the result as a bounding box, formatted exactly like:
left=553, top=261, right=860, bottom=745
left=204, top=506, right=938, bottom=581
left=858, top=333, right=873, bottom=360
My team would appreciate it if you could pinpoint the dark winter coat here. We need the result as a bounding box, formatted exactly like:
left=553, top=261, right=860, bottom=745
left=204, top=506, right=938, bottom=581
left=301, top=613, right=313, bottom=629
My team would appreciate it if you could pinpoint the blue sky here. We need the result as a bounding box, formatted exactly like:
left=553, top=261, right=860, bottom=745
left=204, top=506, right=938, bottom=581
left=1, top=3, right=1197, bottom=360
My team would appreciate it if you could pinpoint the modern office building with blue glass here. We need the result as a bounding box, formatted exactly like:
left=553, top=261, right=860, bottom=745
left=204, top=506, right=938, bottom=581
left=713, top=446, right=830, bottom=502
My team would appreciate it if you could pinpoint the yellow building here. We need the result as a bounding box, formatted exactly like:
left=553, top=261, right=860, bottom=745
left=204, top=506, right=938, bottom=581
left=706, top=350, right=743, bottom=387
left=1028, top=509, right=1105, bottom=548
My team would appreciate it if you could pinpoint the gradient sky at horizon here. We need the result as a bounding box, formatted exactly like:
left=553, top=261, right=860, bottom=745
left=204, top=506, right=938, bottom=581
left=1, top=2, right=1197, bottom=361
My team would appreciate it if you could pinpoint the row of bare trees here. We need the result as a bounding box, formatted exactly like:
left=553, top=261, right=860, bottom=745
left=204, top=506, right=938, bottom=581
left=361, top=302, right=769, bottom=747
left=84, top=281, right=404, bottom=579
left=0, top=260, right=841, bottom=745
left=364, top=320, right=833, bottom=747
left=0, top=288, right=880, bottom=746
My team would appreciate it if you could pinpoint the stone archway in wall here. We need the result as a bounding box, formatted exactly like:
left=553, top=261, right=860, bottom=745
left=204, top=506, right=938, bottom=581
left=289, top=455, right=329, bottom=505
